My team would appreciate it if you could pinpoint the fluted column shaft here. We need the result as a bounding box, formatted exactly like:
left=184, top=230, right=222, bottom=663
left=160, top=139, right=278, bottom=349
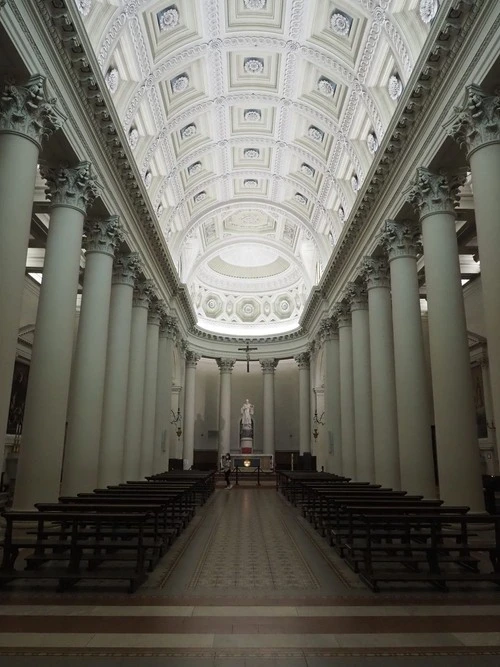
left=321, top=319, right=342, bottom=474
left=295, top=353, right=311, bottom=454
left=62, top=217, right=123, bottom=495
left=217, top=359, right=235, bottom=460
left=122, top=281, right=153, bottom=481
left=260, top=359, right=278, bottom=457
left=406, top=168, right=483, bottom=509
left=447, top=86, right=500, bottom=468
left=381, top=220, right=435, bottom=498
left=346, top=283, right=375, bottom=482
left=14, top=163, right=98, bottom=508
left=183, top=351, right=200, bottom=469
left=153, top=317, right=176, bottom=474
left=361, top=258, right=400, bottom=489
left=139, top=302, right=162, bottom=478
left=0, top=76, right=64, bottom=462
left=334, top=305, right=356, bottom=479
left=98, top=253, right=141, bottom=486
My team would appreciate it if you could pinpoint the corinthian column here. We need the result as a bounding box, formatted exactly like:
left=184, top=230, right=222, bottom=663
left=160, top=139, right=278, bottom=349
left=14, top=163, right=98, bottom=508
left=446, top=85, right=500, bottom=469
left=360, top=257, right=400, bottom=489
left=122, top=280, right=154, bottom=481
left=183, top=350, right=200, bottom=469
left=406, top=168, right=483, bottom=508
left=153, top=315, right=177, bottom=474
left=98, top=253, right=142, bottom=486
left=380, top=220, right=435, bottom=498
left=345, top=282, right=375, bottom=482
left=0, top=76, right=64, bottom=462
left=319, top=317, right=342, bottom=474
left=333, top=303, right=356, bottom=479
left=260, top=359, right=278, bottom=457
left=62, top=216, right=124, bottom=495
left=217, top=358, right=235, bottom=460
left=139, top=299, right=164, bottom=478
left=294, top=352, right=311, bottom=454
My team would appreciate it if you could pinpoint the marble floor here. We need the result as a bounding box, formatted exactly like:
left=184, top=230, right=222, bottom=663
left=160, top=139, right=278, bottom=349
left=0, top=487, right=499, bottom=666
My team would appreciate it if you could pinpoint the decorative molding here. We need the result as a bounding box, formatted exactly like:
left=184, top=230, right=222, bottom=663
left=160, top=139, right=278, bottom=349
left=446, top=84, right=500, bottom=157
left=160, top=315, right=178, bottom=340
left=332, top=302, right=351, bottom=328
left=40, top=161, right=99, bottom=214
left=84, top=215, right=124, bottom=256
left=0, top=74, right=65, bottom=148
left=259, top=358, right=278, bottom=373
left=216, top=358, right=236, bottom=372
left=344, top=282, right=368, bottom=311
left=185, top=350, right=201, bottom=367
left=379, top=219, right=421, bottom=261
left=359, top=257, right=390, bottom=290
left=112, top=251, right=142, bottom=287
left=318, top=316, right=339, bottom=343
left=133, top=278, right=155, bottom=309
left=404, top=166, right=466, bottom=219
left=148, top=299, right=166, bottom=326
left=294, top=351, right=310, bottom=369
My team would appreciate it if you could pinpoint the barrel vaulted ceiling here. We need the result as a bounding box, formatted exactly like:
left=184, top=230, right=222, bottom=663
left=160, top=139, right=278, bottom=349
left=77, top=0, right=434, bottom=335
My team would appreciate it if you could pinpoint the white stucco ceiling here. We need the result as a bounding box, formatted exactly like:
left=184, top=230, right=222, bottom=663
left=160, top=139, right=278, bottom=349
left=77, top=0, right=435, bottom=335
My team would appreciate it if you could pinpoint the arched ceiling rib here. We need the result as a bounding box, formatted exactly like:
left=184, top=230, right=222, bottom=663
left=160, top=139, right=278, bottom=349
left=78, top=0, right=433, bottom=335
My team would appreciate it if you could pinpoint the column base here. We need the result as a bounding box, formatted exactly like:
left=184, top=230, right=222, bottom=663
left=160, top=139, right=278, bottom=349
left=240, top=437, right=253, bottom=454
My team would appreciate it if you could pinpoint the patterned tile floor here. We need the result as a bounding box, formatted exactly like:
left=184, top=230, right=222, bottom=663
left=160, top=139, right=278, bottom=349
left=0, top=487, right=499, bottom=665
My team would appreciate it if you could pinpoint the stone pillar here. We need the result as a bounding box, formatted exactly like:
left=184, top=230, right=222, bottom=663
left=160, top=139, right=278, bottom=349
left=380, top=220, right=436, bottom=498
left=447, top=85, right=500, bottom=469
left=14, top=163, right=98, bottom=508
left=139, top=299, right=163, bottom=479
left=217, top=358, right=235, bottom=461
left=98, top=253, right=142, bottom=486
left=480, top=354, right=497, bottom=460
left=345, top=282, right=375, bottom=482
left=295, top=352, right=311, bottom=454
left=122, top=280, right=154, bottom=481
left=183, top=350, right=200, bottom=469
left=0, top=76, right=64, bottom=461
left=319, top=317, right=342, bottom=475
left=333, top=303, right=356, bottom=479
left=153, top=315, right=177, bottom=474
left=406, top=167, right=483, bottom=509
left=360, top=257, right=400, bottom=490
left=61, top=217, right=124, bottom=496
left=260, top=359, right=278, bottom=457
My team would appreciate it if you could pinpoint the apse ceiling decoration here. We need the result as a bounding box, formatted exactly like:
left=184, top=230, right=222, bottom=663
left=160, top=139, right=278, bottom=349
left=79, top=0, right=433, bottom=335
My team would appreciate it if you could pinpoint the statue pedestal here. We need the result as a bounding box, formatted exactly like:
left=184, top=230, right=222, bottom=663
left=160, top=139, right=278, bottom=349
left=240, top=437, right=253, bottom=454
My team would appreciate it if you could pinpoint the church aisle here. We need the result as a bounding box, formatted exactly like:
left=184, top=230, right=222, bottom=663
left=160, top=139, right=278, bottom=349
left=0, top=488, right=499, bottom=665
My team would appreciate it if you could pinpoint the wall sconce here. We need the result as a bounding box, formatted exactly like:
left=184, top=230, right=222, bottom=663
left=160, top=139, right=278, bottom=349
left=170, top=408, right=183, bottom=439
left=312, top=387, right=325, bottom=426
left=312, top=427, right=319, bottom=440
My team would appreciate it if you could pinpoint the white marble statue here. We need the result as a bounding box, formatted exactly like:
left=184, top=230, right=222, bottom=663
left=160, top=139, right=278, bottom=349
left=241, top=398, right=254, bottom=427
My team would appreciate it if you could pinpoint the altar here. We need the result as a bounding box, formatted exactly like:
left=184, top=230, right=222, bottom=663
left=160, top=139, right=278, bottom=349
left=231, top=454, right=273, bottom=472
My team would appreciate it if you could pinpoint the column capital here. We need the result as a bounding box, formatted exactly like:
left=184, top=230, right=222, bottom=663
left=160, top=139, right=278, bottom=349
left=84, top=216, right=124, bottom=257
left=0, top=75, right=65, bottom=148
left=319, top=316, right=339, bottom=341
left=160, top=315, right=177, bottom=339
left=40, top=161, right=99, bottom=214
left=404, top=167, right=466, bottom=219
left=112, top=252, right=141, bottom=287
left=445, top=84, right=500, bottom=157
left=132, top=278, right=155, bottom=308
left=360, top=257, right=390, bottom=290
left=345, top=282, right=368, bottom=311
left=260, top=358, right=278, bottom=374
left=148, top=299, right=166, bottom=326
left=380, top=219, right=421, bottom=261
left=185, top=350, right=201, bottom=368
left=217, top=358, right=236, bottom=373
left=332, top=302, right=351, bottom=327
left=294, top=352, right=310, bottom=370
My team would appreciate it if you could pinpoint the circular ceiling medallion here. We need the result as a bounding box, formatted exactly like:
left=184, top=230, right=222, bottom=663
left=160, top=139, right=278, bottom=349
left=76, top=0, right=91, bottom=16
left=244, top=0, right=267, bottom=9
left=171, top=74, right=189, bottom=93
left=181, top=123, right=197, bottom=139
left=128, top=127, right=139, bottom=149
left=244, top=179, right=258, bottom=188
left=308, top=126, right=324, bottom=142
left=367, top=132, right=379, bottom=154
left=388, top=74, right=403, bottom=100
left=294, top=193, right=308, bottom=205
left=317, top=77, right=336, bottom=97
left=105, top=67, right=119, bottom=93
left=144, top=171, right=152, bottom=188
left=188, top=161, right=202, bottom=176
left=194, top=191, right=207, bottom=203
left=330, top=11, right=352, bottom=36
left=338, top=206, right=345, bottom=222
left=419, top=0, right=438, bottom=24
left=301, top=163, right=315, bottom=177
left=158, top=6, right=180, bottom=32
left=244, top=109, right=262, bottom=122
left=244, top=148, right=260, bottom=158
left=156, top=203, right=164, bottom=217
left=244, top=58, right=264, bottom=74
left=351, top=174, right=359, bottom=191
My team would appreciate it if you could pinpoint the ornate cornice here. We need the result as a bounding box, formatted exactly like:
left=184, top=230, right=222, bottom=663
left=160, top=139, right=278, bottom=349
left=380, top=219, right=421, bottom=261
left=404, top=167, right=465, bottom=219
left=112, top=251, right=141, bottom=287
left=190, top=325, right=304, bottom=344
left=40, top=161, right=99, bottom=214
left=132, top=278, right=155, bottom=309
left=359, top=257, right=390, bottom=290
left=216, top=358, right=236, bottom=373
left=332, top=303, right=351, bottom=328
left=445, top=84, right=500, bottom=157
left=84, top=215, right=124, bottom=256
left=344, top=282, right=368, bottom=312
left=294, top=352, right=310, bottom=370
left=0, top=74, right=65, bottom=148
left=259, top=358, right=278, bottom=374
